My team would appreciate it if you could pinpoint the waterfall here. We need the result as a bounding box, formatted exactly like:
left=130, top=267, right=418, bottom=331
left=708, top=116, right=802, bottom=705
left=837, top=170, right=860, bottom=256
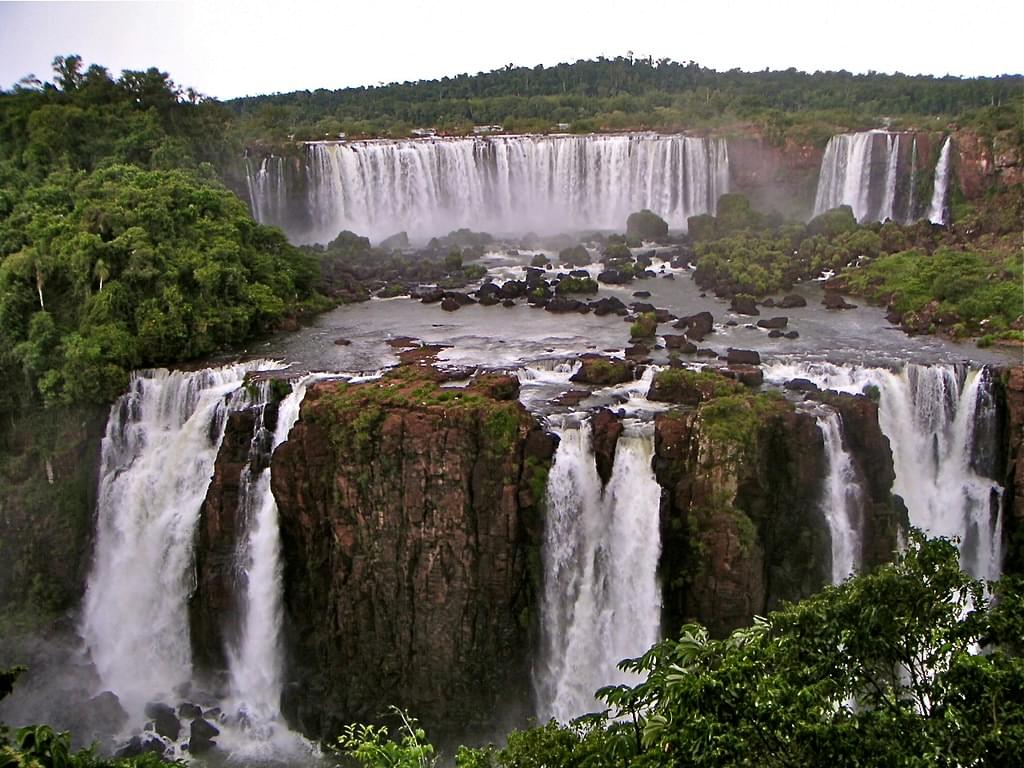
left=535, top=421, right=662, bottom=722
left=765, top=362, right=1004, bottom=579
left=224, top=375, right=322, bottom=734
left=813, top=132, right=876, bottom=222
left=817, top=412, right=864, bottom=583
left=246, top=133, right=729, bottom=243
left=81, top=362, right=280, bottom=717
left=927, top=136, right=952, bottom=225
left=813, top=131, right=948, bottom=224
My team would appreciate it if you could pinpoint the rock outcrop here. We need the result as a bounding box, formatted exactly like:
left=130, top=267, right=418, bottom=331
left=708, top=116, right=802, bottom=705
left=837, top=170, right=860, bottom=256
left=269, top=367, right=555, bottom=740
left=1000, top=366, right=1024, bottom=575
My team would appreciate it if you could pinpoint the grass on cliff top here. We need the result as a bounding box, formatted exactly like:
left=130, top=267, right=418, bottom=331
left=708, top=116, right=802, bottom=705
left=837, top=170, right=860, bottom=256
left=696, top=391, right=787, bottom=450
left=313, top=365, right=524, bottom=456
left=653, top=368, right=746, bottom=400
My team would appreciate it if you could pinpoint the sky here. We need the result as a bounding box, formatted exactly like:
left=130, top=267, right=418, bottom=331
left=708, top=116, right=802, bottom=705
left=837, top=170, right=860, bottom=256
left=1, top=0, right=1022, bottom=100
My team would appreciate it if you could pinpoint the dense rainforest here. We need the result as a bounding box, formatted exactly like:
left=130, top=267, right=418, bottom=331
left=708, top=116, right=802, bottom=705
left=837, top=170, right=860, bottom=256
left=225, top=56, right=1023, bottom=143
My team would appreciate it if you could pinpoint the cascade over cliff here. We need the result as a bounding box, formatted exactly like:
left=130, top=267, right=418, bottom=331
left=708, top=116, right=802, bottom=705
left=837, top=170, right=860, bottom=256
left=265, top=366, right=555, bottom=739
left=651, top=374, right=905, bottom=638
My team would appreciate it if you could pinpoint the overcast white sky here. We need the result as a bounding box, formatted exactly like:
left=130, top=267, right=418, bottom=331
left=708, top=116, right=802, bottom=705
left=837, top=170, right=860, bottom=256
left=1, top=0, right=1021, bottom=100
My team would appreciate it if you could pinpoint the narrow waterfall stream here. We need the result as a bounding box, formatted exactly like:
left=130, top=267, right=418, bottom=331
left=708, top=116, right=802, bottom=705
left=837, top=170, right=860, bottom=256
left=817, top=411, right=865, bottom=583
left=535, top=421, right=662, bottom=722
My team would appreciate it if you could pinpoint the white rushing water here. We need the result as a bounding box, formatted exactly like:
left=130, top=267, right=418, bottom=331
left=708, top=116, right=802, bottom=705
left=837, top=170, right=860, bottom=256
left=247, top=133, right=729, bottom=243
left=765, top=362, right=1004, bottom=579
left=927, top=136, right=953, bottom=225
left=81, top=362, right=279, bottom=717
left=221, top=375, right=326, bottom=756
left=535, top=421, right=663, bottom=722
left=814, top=132, right=878, bottom=222
left=817, top=411, right=864, bottom=583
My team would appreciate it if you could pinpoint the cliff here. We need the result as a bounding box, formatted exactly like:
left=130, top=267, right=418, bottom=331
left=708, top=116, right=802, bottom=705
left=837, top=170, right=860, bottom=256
left=652, top=381, right=904, bottom=638
left=268, top=366, right=555, bottom=740
left=1000, top=366, right=1024, bottom=574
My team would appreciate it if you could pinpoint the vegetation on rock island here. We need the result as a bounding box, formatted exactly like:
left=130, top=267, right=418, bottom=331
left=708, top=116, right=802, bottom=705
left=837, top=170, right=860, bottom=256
left=335, top=535, right=1024, bottom=768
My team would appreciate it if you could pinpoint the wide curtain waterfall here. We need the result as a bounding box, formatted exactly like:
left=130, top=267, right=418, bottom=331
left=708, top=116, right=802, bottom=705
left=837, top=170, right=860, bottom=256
left=813, top=131, right=952, bottom=225
left=766, top=362, right=1004, bottom=580
left=246, top=134, right=730, bottom=243
left=80, top=363, right=315, bottom=756
left=534, top=421, right=662, bottom=723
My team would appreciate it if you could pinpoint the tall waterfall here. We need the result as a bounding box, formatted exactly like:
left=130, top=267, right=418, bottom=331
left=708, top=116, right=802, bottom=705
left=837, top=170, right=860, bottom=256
left=813, top=131, right=950, bottom=224
left=224, top=375, right=321, bottom=739
left=246, top=134, right=730, bottom=243
left=535, top=421, right=662, bottom=722
left=817, top=412, right=864, bottom=583
left=80, top=362, right=278, bottom=717
left=927, top=136, right=953, bottom=225
left=766, top=363, right=1004, bottom=579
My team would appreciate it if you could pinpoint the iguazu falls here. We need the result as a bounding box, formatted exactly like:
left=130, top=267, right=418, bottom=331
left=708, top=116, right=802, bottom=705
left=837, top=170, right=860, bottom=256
left=1, top=22, right=1022, bottom=768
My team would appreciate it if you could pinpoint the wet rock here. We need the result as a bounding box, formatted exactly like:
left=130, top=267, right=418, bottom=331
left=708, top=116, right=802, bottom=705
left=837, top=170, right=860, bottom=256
left=598, top=269, right=632, bottom=285
left=178, top=702, right=203, bottom=720
left=768, top=329, right=785, bottom=338
left=116, top=734, right=166, bottom=759
left=730, top=295, right=760, bottom=315
left=590, top=296, right=628, bottom=316
left=648, top=368, right=743, bottom=405
left=334, top=338, right=352, bottom=346
left=726, top=348, right=761, bottom=366
left=663, top=334, right=697, bottom=353
left=497, top=280, right=526, bottom=299
left=784, top=378, right=819, bottom=392
left=662, top=273, right=675, bottom=280
left=144, top=702, right=180, bottom=741
left=553, top=389, right=591, bottom=407
left=674, top=311, right=714, bottom=341
left=591, top=408, right=623, bottom=486
left=478, top=294, right=500, bottom=306
left=822, top=291, right=857, bottom=310
left=760, top=297, right=776, bottom=308
left=784, top=330, right=800, bottom=339
left=778, top=293, right=807, bottom=309
left=441, top=297, right=462, bottom=311
left=632, top=291, right=651, bottom=298
left=443, top=291, right=475, bottom=306
left=695, top=348, right=718, bottom=358
left=570, top=354, right=634, bottom=386
left=86, top=691, right=129, bottom=734
left=756, top=316, right=788, bottom=330
left=418, top=287, right=445, bottom=304
left=624, top=343, right=651, bottom=361
left=189, top=718, right=220, bottom=754
left=723, top=365, right=765, bottom=387
left=544, top=297, right=587, bottom=313
left=501, top=299, right=516, bottom=308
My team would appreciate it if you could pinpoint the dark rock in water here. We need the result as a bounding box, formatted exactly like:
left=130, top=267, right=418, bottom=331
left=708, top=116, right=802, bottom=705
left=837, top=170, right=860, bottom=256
left=784, top=330, right=800, bottom=339
left=189, top=718, right=220, bottom=754
left=334, top=338, right=352, bottom=346
left=476, top=282, right=500, bottom=297
left=631, top=302, right=656, bottom=314
left=86, top=691, right=129, bottom=734
left=570, top=354, right=634, bottom=386
left=648, top=367, right=743, bottom=405
left=730, top=295, right=760, bottom=315
left=695, top=348, right=718, bottom=358
left=117, top=734, right=166, bottom=759
left=756, top=316, right=788, bottom=330
left=497, top=280, right=526, bottom=299
left=554, top=389, right=591, bottom=407
left=761, top=297, right=776, bottom=308
left=785, top=378, right=819, bottom=392
left=663, top=334, right=697, bottom=353
left=478, top=294, right=500, bottom=306
left=637, top=269, right=657, bottom=279
left=723, top=365, right=764, bottom=387
left=778, top=293, right=807, bottom=309
left=885, top=308, right=903, bottom=325
left=418, top=287, right=445, bottom=304
left=727, top=348, right=761, bottom=366
left=598, top=269, right=632, bottom=285
left=822, top=291, right=857, bottom=310
left=545, top=297, right=587, bottom=313
left=443, top=291, right=475, bottom=306
left=768, top=329, right=785, bottom=338
left=178, top=702, right=203, bottom=720
left=654, top=309, right=676, bottom=323
left=590, top=296, right=627, bottom=316
left=441, top=297, right=462, bottom=312
left=501, top=299, right=516, bottom=308
left=662, top=273, right=675, bottom=280
left=624, top=343, right=651, bottom=360
left=674, top=311, right=714, bottom=341
left=591, top=408, right=623, bottom=486
left=725, top=320, right=738, bottom=327
left=632, top=290, right=651, bottom=298
left=569, top=269, right=590, bottom=279
left=524, top=267, right=545, bottom=285
left=144, top=702, right=180, bottom=741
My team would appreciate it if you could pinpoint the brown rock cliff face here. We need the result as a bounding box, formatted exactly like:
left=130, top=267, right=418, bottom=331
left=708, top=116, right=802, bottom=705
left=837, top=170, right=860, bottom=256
left=728, top=135, right=824, bottom=220
left=269, top=369, right=554, bottom=740
left=654, top=395, right=832, bottom=638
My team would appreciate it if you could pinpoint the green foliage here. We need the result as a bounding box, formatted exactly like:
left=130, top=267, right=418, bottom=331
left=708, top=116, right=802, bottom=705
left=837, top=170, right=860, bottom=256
left=554, top=276, right=598, bottom=295
left=558, top=245, right=590, bottom=267
left=626, top=209, right=668, bottom=241
left=0, top=165, right=320, bottom=409
left=335, top=709, right=435, bottom=768
left=630, top=312, right=657, bottom=340
left=697, top=391, right=785, bottom=449
left=223, top=57, right=1023, bottom=142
